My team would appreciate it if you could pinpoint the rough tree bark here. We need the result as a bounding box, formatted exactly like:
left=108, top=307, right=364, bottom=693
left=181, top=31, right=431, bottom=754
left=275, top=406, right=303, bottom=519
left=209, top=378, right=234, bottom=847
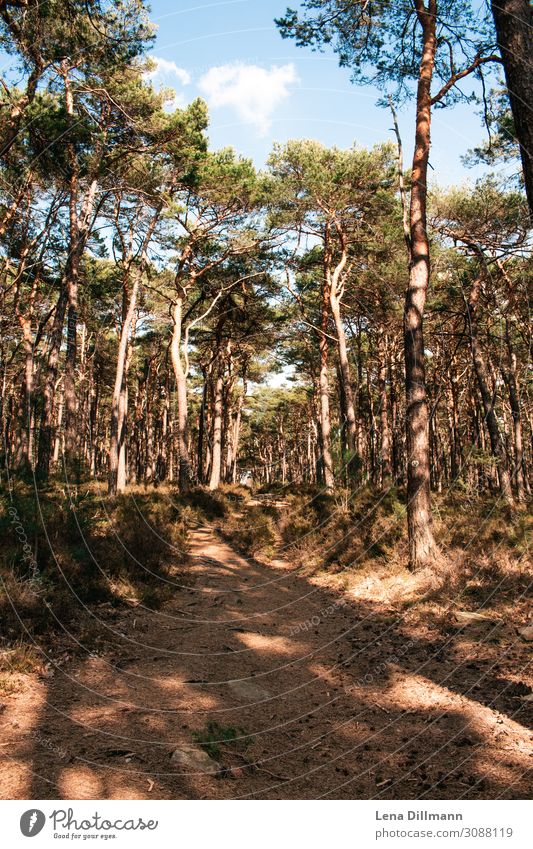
left=377, top=332, right=392, bottom=487
left=403, top=0, right=440, bottom=569
left=466, top=272, right=513, bottom=501
left=36, top=287, right=68, bottom=478
left=502, top=320, right=527, bottom=500
left=170, top=298, right=192, bottom=490
left=491, top=0, right=533, bottom=217
left=208, top=358, right=224, bottom=491
left=231, top=369, right=247, bottom=483
left=108, top=212, right=158, bottom=495
left=319, top=272, right=335, bottom=490
left=108, top=275, right=139, bottom=495
left=197, top=365, right=209, bottom=484
left=326, top=226, right=357, bottom=461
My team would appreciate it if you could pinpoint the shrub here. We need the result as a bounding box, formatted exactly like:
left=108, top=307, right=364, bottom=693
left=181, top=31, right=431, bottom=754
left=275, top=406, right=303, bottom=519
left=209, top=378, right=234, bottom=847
left=221, top=505, right=277, bottom=558
left=0, top=482, right=192, bottom=644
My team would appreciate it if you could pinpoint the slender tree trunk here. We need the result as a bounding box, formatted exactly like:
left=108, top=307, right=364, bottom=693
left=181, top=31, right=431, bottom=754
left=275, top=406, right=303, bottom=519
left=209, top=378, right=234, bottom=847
left=109, top=275, right=140, bottom=495
left=377, top=332, right=392, bottom=487
left=336, top=363, right=348, bottom=483
left=144, top=366, right=156, bottom=483
left=36, top=286, right=68, bottom=478
left=160, top=382, right=170, bottom=482
left=502, top=346, right=527, bottom=502
left=232, top=375, right=246, bottom=483
left=52, top=389, right=64, bottom=465
left=448, top=362, right=462, bottom=481
left=279, top=419, right=287, bottom=483
left=14, top=315, right=34, bottom=472
left=62, top=64, right=81, bottom=466
left=223, top=361, right=234, bottom=482
left=504, top=319, right=528, bottom=499
left=366, top=359, right=377, bottom=484
left=325, top=223, right=357, bottom=479
left=63, top=181, right=80, bottom=464
left=209, top=362, right=224, bottom=491
left=319, top=275, right=335, bottom=490
left=330, top=291, right=357, bottom=456
left=404, top=1, right=439, bottom=569
left=89, top=373, right=99, bottom=477
left=62, top=178, right=97, bottom=467
left=170, top=299, right=192, bottom=489
left=355, top=321, right=366, bottom=477
left=205, top=373, right=213, bottom=484
left=197, top=365, right=208, bottom=484
left=466, top=273, right=513, bottom=501
left=490, top=0, right=533, bottom=217
left=117, top=379, right=128, bottom=491
left=390, top=352, right=401, bottom=481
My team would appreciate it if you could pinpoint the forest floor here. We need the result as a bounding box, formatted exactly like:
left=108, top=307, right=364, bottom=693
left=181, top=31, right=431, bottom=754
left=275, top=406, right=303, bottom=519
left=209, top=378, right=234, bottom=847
left=0, top=503, right=532, bottom=800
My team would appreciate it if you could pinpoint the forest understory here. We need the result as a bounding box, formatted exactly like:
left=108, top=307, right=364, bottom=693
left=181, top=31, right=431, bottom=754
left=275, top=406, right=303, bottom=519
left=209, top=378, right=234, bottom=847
left=0, top=483, right=531, bottom=800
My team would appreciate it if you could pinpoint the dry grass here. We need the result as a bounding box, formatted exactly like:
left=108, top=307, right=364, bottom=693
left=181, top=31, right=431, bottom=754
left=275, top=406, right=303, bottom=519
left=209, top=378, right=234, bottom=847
left=219, top=503, right=277, bottom=558
left=0, top=643, right=44, bottom=694
left=1, top=480, right=529, bottom=698
left=0, top=643, right=42, bottom=675
left=0, top=481, right=192, bottom=646
left=226, top=486, right=532, bottom=615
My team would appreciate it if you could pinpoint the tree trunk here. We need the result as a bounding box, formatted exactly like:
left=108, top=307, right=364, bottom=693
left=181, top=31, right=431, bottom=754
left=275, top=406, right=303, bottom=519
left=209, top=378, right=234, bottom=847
left=62, top=176, right=98, bottom=467
left=491, top=0, right=533, bottom=217
left=366, top=358, right=377, bottom=484
left=36, top=286, right=68, bottom=478
left=63, top=186, right=80, bottom=465
left=502, top=324, right=527, bottom=500
left=222, top=362, right=234, bottom=482
left=14, top=315, right=34, bottom=472
left=197, top=365, right=208, bottom=484
left=319, top=275, right=335, bottom=490
left=336, top=363, right=348, bottom=483
left=466, top=273, right=513, bottom=501
left=355, top=320, right=366, bottom=478
left=208, top=363, right=224, bottom=491
left=390, top=352, right=401, bottom=481
left=170, top=299, right=192, bottom=489
left=326, top=222, right=357, bottom=480
left=117, top=380, right=128, bottom=491
left=404, top=1, right=439, bottom=569
left=330, top=290, right=357, bottom=456
left=52, top=389, right=64, bottom=465
left=109, top=274, right=140, bottom=495
left=377, top=332, right=392, bottom=487
left=89, top=372, right=99, bottom=477
left=448, top=362, right=462, bottom=481
left=232, top=375, right=246, bottom=483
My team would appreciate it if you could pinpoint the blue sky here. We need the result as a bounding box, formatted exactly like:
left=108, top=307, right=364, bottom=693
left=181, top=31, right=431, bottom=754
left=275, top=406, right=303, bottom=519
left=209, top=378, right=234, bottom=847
left=146, top=0, right=511, bottom=186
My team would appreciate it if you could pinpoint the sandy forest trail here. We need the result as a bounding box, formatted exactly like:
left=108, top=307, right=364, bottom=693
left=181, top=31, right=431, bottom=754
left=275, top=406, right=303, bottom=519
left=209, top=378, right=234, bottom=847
left=1, top=520, right=531, bottom=800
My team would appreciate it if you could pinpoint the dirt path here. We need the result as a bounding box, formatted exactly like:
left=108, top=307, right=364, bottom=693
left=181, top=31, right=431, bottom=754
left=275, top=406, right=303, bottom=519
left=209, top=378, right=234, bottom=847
left=1, top=523, right=531, bottom=799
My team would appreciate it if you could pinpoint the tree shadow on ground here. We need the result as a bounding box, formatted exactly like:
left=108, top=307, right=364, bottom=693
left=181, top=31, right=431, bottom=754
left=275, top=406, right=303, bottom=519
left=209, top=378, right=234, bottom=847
left=1, top=519, right=531, bottom=800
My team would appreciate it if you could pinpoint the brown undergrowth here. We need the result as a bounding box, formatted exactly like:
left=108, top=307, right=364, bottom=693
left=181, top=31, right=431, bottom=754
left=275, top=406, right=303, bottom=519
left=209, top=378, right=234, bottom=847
left=223, top=485, right=532, bottom=614
left=0, top=481, right=197, bottom=665
left=0, top=480, right=257, bottom=675
left=1, top=479, right=530, bottom=697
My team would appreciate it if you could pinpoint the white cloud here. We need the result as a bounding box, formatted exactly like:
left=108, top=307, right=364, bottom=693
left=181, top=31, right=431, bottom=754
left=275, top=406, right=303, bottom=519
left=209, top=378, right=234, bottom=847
left=147, top=57, right=191, bottom=86
left=198, top=62, right=298, bottom=135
